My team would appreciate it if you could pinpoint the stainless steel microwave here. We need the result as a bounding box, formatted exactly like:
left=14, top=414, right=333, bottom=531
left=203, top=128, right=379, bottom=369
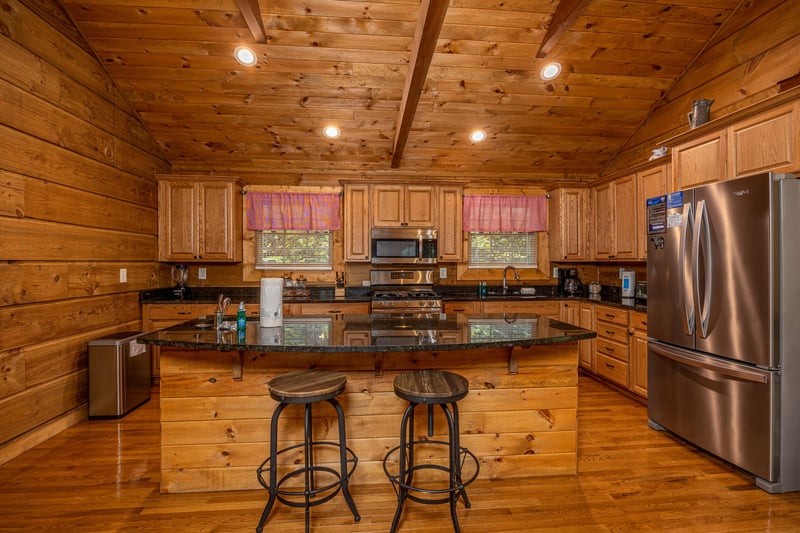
left=370, top=228, right=438, bottom=265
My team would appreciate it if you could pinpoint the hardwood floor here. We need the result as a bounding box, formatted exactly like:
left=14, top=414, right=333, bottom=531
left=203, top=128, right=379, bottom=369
left=1, top=374, right=799, bottom=532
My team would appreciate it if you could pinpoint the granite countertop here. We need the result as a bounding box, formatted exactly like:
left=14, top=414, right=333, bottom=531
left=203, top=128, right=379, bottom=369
left=137, top=313, right=596, bottom=353
left=140, top=285, right=646, bottom=312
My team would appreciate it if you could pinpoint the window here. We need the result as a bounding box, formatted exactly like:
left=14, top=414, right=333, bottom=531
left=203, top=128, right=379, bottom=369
left=468, top=232, right=537, bottom=268
left=255, top=230, right=332, bottom=270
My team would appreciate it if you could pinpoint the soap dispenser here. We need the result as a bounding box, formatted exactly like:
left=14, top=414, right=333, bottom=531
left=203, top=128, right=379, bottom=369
left=237, top=302, right=247, bottom=330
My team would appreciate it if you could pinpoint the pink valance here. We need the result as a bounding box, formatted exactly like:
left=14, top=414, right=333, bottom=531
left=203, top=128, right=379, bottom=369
left=462, top=195, right=547, bottom=232
left=246, top=192, right=341, bottom=231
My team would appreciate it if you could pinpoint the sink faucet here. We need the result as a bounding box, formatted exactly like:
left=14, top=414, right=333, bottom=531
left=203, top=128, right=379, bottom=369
left=502, top=265, right=520, bottom=294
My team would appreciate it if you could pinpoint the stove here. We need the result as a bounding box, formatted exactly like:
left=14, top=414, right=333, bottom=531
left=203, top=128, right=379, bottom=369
left=370, top=269, right=442, bottom=315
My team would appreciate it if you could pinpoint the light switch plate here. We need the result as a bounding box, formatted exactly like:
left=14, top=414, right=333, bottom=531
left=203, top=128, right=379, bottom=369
left=119, top=268, right=127, bottom=283
left=439, top=267, right=447, bottom=278
left=553, top=267, right=558, bottom=278
left=198, top=267, right=207, bottom=280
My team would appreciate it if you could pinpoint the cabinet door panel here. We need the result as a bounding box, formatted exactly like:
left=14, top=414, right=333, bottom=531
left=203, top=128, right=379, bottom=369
left=199, top=182, right=235, bottom=260
left=160, top=181, right=197, bottom=261
left=672, top=130, right=727, bottom=190
left=344, top=184, right=371, bottom=261
left=613, top=175, right=636, bottom=259
left=372, top=185, right=404, bottom=226
left=592, top=183, right=614, bottom=259
left=405, top=186, right=435, bottom=226
left=729, top=104, right=798, bottom=177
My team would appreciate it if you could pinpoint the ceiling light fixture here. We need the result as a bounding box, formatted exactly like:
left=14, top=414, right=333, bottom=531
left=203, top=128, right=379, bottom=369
left=540, top=62, right=562, bottom=80
left=469, top=130, right=487, bottom=143
left=323, top=125, right=341, bottom=139
left=234, top=46, right=257, bottom=67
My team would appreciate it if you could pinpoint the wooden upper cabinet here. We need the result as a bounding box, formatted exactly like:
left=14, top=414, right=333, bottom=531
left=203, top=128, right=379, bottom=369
left=672, top=129, right=728, bottom=190
left=436, top=185, right=462, bottom=261
left=592, top=175, right=636, bottom=260
left=372, top=184, right=435, bottom=227
left=636, top=164, right=669, bottom=260
left=344, top=184, right=370, bottom=262
left=549, top=188, right=589, bottom=260
left=158, top=178, right=241, bottom=262
left=728, top=102, right=799, bottom=177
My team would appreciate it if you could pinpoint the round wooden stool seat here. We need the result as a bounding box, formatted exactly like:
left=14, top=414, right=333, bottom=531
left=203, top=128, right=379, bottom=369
left=393, top=370, right=469, bottom=405
left=268, top=369, right=347, bottom=404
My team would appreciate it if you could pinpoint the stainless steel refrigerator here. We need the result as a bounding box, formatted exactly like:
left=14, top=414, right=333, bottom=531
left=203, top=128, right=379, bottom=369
left=646, top=171, right=800, bottom=493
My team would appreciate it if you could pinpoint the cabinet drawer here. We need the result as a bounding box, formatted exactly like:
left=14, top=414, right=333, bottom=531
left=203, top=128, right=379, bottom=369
left=596, top=353, right=629, bottom=388
left=596, top=336, right=629, bottom=362
left=444, top=301, right=481, bottom=314
left=145, top=304, right=216, bottom=320
left=630, top=312, right=647, bottom=331
left=595, top=305, right=628, bottom=326
left=596, top=321, right=628, bottom=342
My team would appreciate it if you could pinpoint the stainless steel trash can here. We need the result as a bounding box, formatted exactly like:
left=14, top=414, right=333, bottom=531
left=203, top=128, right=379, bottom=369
left=88, top=331, right=151, bottom=418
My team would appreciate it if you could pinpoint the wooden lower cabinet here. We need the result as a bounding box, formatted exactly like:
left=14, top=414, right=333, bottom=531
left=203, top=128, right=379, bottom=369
left=560, top=301, right=596, bottom=372
left=443, top=301, right=481, bottom=314
left=630, top=311, right=648, bottom=398
left=578, top=303, right=596, bottom=372
left=481, top=300, right=561, bottom=319
left=594, top=305, right=630, bottom=389
left=143, top=303, right=221, bottom=381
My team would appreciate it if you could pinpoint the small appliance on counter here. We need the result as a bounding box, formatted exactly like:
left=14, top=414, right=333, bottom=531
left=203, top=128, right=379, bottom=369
left=588, top=282, right=601, bottom=295
left=171, top=264, right=189, bottom=299
left=621, top=270, right=636, bottom=298
left=260, top=277, right=283, bottom=328
left=557, top=268, right=582, bottom=296
left=635, top=281, right=647, bottom=301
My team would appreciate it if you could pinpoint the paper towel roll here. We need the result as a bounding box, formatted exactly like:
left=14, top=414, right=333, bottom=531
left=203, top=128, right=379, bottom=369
left=260, top=278, right=283, bottom=328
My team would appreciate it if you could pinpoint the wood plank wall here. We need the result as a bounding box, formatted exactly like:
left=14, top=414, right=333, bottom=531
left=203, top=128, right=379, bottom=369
left=0, top=0, right=170, bottom=463
left=605, top=0, right=800, bottom=174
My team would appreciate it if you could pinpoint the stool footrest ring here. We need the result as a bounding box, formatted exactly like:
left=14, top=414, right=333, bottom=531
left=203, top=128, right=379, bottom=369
left=257, top=440, right=358, bottom=507
left=382, top=439, right=479, bottom=503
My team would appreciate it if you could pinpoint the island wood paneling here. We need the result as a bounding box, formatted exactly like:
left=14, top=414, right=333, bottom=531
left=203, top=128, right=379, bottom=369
left=0, top=0, right=170, bottom=464
left=158, top=343, right=578, bottom=493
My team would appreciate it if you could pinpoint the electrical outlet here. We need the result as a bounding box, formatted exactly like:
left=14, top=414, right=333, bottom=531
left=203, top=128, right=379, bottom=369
left=553, top=267, right=558, bottom=278
left=198, top=267, right=207, bottom=280
left=439, top=267, right=447, bottom=278
left=119, top=268, right=127, bottom=283
left=619, top=268, right=625, bottom=278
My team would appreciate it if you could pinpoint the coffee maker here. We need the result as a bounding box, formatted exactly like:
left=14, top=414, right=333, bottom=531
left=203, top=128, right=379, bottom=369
left=557, top=268, right=582, bottom=296
left=171, top=265, right=189, bottom=299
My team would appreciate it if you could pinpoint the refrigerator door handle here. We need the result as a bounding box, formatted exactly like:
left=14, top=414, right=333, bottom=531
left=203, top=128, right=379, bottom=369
left=649, top=342, right=769, bottom=384
left=680, top=202, right=695, bottom=335
left=693, top=200, right=712, bottom=338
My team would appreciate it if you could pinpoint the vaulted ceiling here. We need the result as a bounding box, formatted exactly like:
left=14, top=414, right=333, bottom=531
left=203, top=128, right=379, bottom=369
left=60, top=0, right=745, bottom=185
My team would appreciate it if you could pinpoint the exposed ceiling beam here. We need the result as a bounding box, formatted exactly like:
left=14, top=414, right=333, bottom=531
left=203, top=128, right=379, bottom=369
left=391, top=0, right=449, bottom=169
left=536, top=0, right=591, bottom=58
left=236, top=0, right=266, bottom=43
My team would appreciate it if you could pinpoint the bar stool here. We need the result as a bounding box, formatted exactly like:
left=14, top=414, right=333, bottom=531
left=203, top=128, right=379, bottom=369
left=383, top=370, right=479, bottom=532
left=256, top=369, right=360, bottom=533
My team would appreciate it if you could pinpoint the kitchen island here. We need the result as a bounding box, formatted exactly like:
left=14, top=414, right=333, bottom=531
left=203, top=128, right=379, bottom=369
left=138, top=313, right=595, bottom=493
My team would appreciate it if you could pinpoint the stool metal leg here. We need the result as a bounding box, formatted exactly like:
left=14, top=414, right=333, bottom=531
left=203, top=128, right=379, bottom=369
left=256, top=402, right=288, bottom=533
left=450, top=401, right=471, bottom=509
left=441, top=402, right=461, bottom=533
left=390, top=402, right=415, bottom=533
left=303, top=402, right=313, bottom=533
left=329, top=398, right=360, bottom=522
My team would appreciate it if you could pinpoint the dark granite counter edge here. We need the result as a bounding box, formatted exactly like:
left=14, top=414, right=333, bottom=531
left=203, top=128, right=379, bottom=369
left=138, top=316, right=596, bottom=353
left=140, top=286, right=646, bottom=312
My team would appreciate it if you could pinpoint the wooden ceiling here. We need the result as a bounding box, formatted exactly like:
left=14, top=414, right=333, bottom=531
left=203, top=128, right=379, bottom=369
left=60, top=0, right=743, bottom=185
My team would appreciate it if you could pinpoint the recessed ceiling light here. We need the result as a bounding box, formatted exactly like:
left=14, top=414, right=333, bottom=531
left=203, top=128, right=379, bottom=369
left=234, top=46, right=257, bottom=67
left=540, top=62, right=562, bottom=80
left=469, top=130, right=487, bottom=143
left=323, top=125, right=341, bottom=139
